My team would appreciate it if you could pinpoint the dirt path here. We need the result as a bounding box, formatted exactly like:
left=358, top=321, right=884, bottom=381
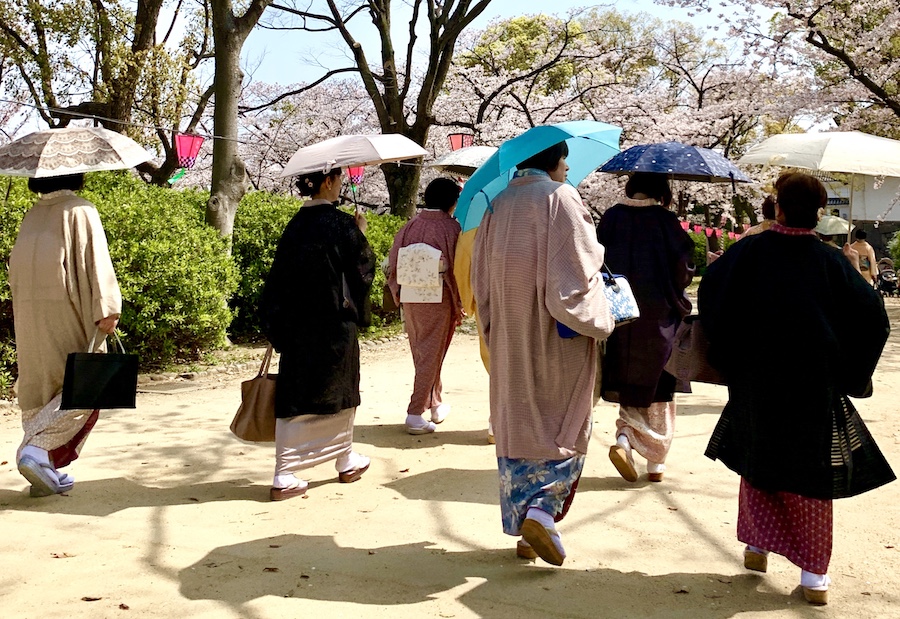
left=0, top=301, right=898, bottom=618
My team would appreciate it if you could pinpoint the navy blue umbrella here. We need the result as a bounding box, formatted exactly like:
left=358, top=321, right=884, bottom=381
left=598, top=141, right=752, bottom=183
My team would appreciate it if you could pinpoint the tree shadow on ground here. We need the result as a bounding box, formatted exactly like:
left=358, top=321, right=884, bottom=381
left=0, top=477, right=270, bottom=516
left=384, top=467, right=498, bottom=504
left=384, top=468, right=670, bottom=506
left=355, top=422, right=489, bottom=449
left=178, top=533, right=798, bottom=619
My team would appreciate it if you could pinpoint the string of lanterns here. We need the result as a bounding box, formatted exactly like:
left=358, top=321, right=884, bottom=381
left=680, top=220, right=740, bottom=240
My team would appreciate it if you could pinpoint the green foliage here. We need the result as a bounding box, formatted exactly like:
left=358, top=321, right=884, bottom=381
left=230, top=191, right=301, bottom=338
left=688, top=231, right=709, bottom=274
left=81, top=173, right=238, bottom=367
left=361, top=211, right=405, bottom=327
left=688, top=230, right=737, bottom=275
left=0, top=172, right=405, bottom=390
left=888, top=231, right=900, bottom=266
left=461, top=15, right=581, bottom=95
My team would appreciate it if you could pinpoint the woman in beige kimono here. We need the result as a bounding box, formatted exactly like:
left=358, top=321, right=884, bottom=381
left=10, top=173, right=121, bottom=497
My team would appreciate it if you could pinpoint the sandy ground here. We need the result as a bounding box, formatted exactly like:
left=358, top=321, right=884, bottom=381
left=1, top=302, right=899, bottom=619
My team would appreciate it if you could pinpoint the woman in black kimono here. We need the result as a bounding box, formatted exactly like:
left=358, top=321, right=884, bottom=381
left=596, top=173, right=695, bottom=483
left=699, top=171, right=894, bottom=605
left=260, top=166, right=376, bottom=501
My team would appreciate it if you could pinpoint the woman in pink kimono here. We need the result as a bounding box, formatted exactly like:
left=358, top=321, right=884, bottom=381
left=472, top=142, right=614, bottom=566
left=387, top=178, right=463, bottom=435
left=9, top=173, right=121, bottom=497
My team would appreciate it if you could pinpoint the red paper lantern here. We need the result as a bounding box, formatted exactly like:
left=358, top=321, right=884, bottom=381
left=705, top=227, right=714, bottom=237
left=448, top=133, right=474, bottom=151
left=348, top=166, right=365, bottom=184
left=680, top=221, right=690, bottom=230
left=693, top=224, right=702, bottom=233
left=175, top=133, right=205, bottom=168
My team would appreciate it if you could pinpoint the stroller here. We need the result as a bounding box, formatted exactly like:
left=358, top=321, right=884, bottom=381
left=876, top=258, right=898, bottom=297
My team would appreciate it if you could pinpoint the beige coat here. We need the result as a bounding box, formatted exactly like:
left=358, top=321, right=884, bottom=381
left=472, top=174, right=614, bottom=460
left=9, top=190, right=122, bottom=411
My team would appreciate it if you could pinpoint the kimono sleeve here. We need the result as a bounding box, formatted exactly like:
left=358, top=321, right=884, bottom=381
left=342, top=218, right=376, bottom=328
left=544, top=185, right=614, bottom=341
left=471, top=211, right=493, bottom=347
left=831, top=256, right=890, bottom=396
left=71, top=204, right=122, bottom=323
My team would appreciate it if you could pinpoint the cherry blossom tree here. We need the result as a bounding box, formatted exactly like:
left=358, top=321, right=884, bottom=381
left=238, top=79, right=390, bottom=207
left=435, top=10, right=816, bottom=236
left=243, top=0, right=494, bottom=217
left=660, top=0, right=900, bottom=136
left=0, top=0, right=215, bottom=186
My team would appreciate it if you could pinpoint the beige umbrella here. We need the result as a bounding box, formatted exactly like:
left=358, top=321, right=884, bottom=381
left=0, top=126, right=153, bottom=177
left=280, top=134, right=428, bottom=178
left=814, top=214, right=855, bottom=236
left=738, top=131, right=900, bottom=230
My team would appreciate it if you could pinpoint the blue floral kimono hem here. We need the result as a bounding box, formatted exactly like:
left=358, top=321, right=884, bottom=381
left=498, top=455, right=585, bottom=536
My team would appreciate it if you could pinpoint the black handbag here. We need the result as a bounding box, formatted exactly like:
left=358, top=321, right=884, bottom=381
left=61, top=329, right=139, bottom=410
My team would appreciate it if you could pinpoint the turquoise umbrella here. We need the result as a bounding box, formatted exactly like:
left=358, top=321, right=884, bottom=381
left=455, top=120, right=622, bottom=231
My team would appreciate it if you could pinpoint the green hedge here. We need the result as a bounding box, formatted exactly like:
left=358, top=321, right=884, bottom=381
left=359, top=211, right=405, bottom=326
left=0, top=173, right=238, bottom=387
left=0, top=173, right=405, bottom=395
left=82, top=174, right=238, bottom=366
left=230, top=191, right=300, bottom=338
left=0, top=178, right=33, bottom=395
left=688, top=230, right=737, bottom=275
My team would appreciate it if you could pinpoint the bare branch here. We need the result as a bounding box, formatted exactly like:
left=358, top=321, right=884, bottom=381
left=239, top=67, right=360, bottom=112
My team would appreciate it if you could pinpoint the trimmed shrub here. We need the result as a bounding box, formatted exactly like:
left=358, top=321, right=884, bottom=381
left=82, top=173, right=238, bottom=367
left=362, top=211, right=405, bottom=326
left=688, top=230, right=737, bottom=275
left=230, top=191, right=300, bottom=338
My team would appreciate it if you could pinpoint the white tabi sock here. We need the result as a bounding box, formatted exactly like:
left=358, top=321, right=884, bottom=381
left=800, top=570, right=830, bottom=590
left=525, top=507, right=555, bottom=529
left=273, top=473, right=307, bottom=490
left=20, top=445, right=51, bottom=466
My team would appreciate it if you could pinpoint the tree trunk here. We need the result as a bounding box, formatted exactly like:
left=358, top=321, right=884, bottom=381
left=382, top=162, right=422, bottom=218
left=207, top=2, right=251, bottom=237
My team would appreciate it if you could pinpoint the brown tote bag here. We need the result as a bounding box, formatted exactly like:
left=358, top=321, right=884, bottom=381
left=230, top=344, right=277, bottom=442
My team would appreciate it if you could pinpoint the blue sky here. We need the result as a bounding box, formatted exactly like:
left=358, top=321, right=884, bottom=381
left=243, top=0, right=707, bottom=85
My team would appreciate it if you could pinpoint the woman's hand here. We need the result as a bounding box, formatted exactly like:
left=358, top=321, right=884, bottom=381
left=96, top=315, right=119, bottom=335
left=456, top=307, right=466, bottom=327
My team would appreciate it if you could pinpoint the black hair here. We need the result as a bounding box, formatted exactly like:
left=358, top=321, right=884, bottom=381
left=28, top=173, right=85, bottom=194
left=761, top=195, right=776, bottom=220
left=423, top=177, right=461, bottom=212
left=625, top=172, right=673, bottom=208
left=517, top=141, right=569, bottom=173
left=775, top=172, right=826, bottom=229
left=855, top=229, right=867, bottom=241
left=296, top=168, right=342, bottom=197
